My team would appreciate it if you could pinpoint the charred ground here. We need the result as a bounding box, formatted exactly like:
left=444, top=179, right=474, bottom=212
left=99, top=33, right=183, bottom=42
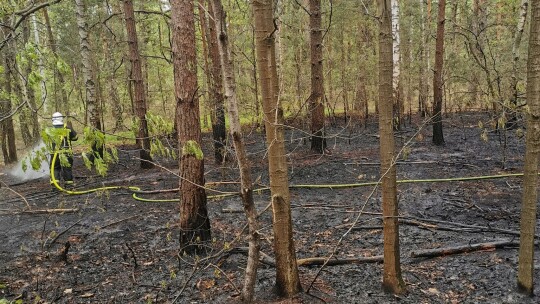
left=1, top=112, right=539, bottom=303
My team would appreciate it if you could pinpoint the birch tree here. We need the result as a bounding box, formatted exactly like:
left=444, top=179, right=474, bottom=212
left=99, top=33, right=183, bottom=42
left=509, top=0, right=529, bottom=128
left=391, top=0, right=402, bottom=128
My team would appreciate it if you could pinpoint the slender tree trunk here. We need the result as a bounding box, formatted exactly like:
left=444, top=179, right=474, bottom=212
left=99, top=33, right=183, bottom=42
left=75, top=0, right=101, bottom=133
left=102, top=2, right=124, bottom=131
left=509, top=0, right=529, bottom=128
left=123, top=0, right=153, bottom=169
left=211, top=1, right=260, bottom=300
left=206, top=0, right=227, bottom=164
left=378, top=0, right=406, bottom=294
left=517, top=1, right=540, bottom=295
left=43, top=8, right=69, bottom=112
left=171, top=0, right=211, bottom=254
left=391, top=0, right=402, bottom=129
left=432, top=0, right=446, bottom=146
left=419, top=0, right=428, bottom=117
left=250, top=24, right=260, bottom=128
left=31, top=14, right=47, bottom=112
left=309, top=0, right=326, bottom=153
left=0, top=23, right=18, bottom=164
left=251, top=0, right=301, bottom=297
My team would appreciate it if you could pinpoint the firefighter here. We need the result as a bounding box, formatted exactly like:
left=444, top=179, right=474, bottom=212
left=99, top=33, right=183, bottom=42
left=49, top=112, right=78, bottom=190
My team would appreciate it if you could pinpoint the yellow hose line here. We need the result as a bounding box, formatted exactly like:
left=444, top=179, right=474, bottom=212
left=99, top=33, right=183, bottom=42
left=291, top=173, right=525, bottom=189
left=50, top=151, right=525, bottom=203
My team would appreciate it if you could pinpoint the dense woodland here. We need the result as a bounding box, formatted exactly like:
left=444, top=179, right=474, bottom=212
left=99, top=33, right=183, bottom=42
left=1, top=0, right=540, bottom=302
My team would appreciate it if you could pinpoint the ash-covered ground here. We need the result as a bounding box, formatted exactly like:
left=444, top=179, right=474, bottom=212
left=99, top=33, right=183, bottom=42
left=1, top=113, right=539, bottom=303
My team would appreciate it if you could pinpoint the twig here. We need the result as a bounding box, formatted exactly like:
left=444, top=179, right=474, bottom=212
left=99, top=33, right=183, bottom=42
left=46, top=219, right=83, bottom=249
left=172, top=264, right=199, bottom=303
left=0, top=180, right=31, bottom=209
left=207, top=263, right=240, bottom=295
left=99, top=215, right=140, bottom=229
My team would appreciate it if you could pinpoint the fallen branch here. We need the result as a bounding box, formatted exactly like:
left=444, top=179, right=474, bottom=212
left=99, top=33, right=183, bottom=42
left=4, top=208, right=79, bottom=215
left=410, top=240, right=519, bottom=258
left=402, top=216, right=540, bottom=239
left=297, top=256, right=383, bottom=266
left=229, top=247, right=383, bottom=267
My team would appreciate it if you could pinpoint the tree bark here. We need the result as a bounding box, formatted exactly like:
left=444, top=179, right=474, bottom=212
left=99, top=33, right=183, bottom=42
left=391, top=0, right=402, bottom=129
left=43, top=7, right=69, bottom=113
left=378, top=0, right=406, bottom=294
left=517, top=1, right=540, bottom=295
left=75, top=0, right=102, bottom=134
left=418, top=0, right=429, bottom=117
left=0, top=21, right=18, bottom=164
left=103, top=2, right=125, bottom=131
left=509, top=0, right=529, bottom=128
left=251, top=0, right=302, bottom=297
left=211, top=0, right=260, bottom=300
left=432, top=0, right=446, bottom=146
left=123, top=0, right=153, bottom=169
left=309, top=0, right=326, bottom=153
left=170, top=0, right=211, bottom=254
left=411, top=240, right=519, bottom=258
left=205, top=0, right=227, bottom=164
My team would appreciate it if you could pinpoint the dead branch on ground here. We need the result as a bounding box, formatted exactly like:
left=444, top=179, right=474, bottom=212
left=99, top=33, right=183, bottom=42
left=410, top=240, right=519, bottom=258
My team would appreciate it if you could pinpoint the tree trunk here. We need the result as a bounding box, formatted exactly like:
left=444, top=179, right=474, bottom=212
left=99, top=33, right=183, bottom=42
left=378, top=0, right=406, bottom=294
left=211, top=0, right=260, bottom=300
left=75, top=0, right=102, bottom=161
left=31, top=14, right=48, bottom=113
left=170, top=0, right=211, bottom=254
left=391, top=0, right=402, bottom=129
left=418, top=0, right=429, bottom=117
left=309, top=0, right=326, bottom=153
left=43, top=8, right=69, bottom=113
left=432, top=0, right=446, bottom=146
left=0, top=23, right=18, bottom=164
left=251, top=0, right=301, bottom=297
left=205, top=0, right=227, bottom=164
left=123, top=0, right=153, bottom=169
left=509, top=0, right=529, bottom=128
left=103, top=5, right=124, bottom=131
left=517, top=1, right=540, bottom=295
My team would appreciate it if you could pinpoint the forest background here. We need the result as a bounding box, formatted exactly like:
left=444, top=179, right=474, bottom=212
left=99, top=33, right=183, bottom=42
left=1, top=0, right=539, bottom=303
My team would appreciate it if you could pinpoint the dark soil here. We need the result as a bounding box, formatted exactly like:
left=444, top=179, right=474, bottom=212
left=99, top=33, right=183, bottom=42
left=1, top=112, right=539, bottom=303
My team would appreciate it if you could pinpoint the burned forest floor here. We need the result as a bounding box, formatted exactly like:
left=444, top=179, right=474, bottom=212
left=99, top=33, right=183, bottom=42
left=1, top=112, right=540, bottom=304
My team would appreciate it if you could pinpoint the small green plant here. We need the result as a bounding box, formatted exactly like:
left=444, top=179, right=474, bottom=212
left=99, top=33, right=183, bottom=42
left=182, top=140, right=203, bottom=160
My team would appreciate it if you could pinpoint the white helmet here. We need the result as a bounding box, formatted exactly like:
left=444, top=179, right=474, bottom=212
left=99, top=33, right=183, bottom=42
left=52, top=112, right=64, bottom=126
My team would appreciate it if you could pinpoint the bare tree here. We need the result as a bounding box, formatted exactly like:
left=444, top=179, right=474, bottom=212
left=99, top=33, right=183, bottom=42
left=378, top=0, right=406, bottom=294
left=211, top=0, right=260, bottom=300
left=170, top=0, right=212, bottom=254
left=251, top=0, right=302, bottom=297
